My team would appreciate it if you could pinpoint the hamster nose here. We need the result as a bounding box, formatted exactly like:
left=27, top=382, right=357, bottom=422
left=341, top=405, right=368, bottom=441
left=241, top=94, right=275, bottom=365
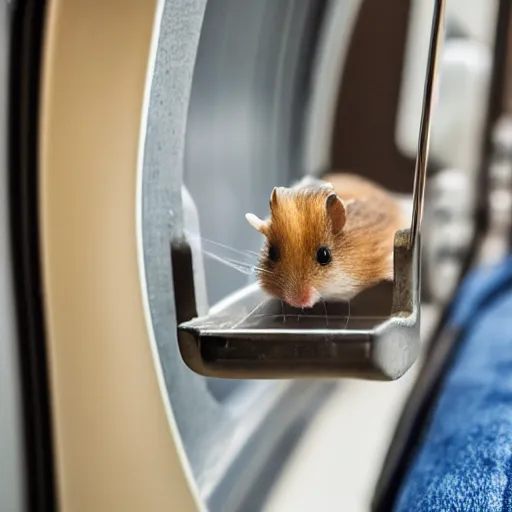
left=287, top=287, right=316, bottom=309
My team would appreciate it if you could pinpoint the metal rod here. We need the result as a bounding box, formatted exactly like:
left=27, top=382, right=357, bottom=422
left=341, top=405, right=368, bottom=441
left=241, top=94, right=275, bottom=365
left=408, top=0, right=446, bottom=249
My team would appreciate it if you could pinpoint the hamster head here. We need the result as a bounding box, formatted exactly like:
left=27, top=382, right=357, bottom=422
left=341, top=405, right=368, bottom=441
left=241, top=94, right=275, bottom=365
left=245, top=184, right=359, bottom=309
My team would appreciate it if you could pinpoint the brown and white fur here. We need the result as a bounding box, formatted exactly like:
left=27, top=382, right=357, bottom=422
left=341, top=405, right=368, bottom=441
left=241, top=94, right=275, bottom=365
left=245, top=173, right=408, bottom=309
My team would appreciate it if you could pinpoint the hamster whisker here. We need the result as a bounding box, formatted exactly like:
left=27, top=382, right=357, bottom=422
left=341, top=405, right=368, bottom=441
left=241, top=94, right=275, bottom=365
left=321, top=298, right=328, bottom=327
left=202, top=250, right=254, bottom=275
left=231, top=299, right=268, bottom=329
left=252, top=266, right=274, bottom=275
left=186, top=232, right=260, bottom=261
left=344, top=299, right=351, bottom=329
left=201, top=250, right=272, bottom=277
left=221, top=257, right=255, bottom=269
left=254, top=313, right=351, bottom=320
left=220, top=260, right=274, bottom=276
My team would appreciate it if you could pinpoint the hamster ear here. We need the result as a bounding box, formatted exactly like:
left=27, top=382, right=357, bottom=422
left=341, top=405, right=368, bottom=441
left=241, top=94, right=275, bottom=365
left=245, top=213, right=267, bottom=233
left=325, top=193, right=346, bottom=234
left=270, top=187, right=279, bottom=211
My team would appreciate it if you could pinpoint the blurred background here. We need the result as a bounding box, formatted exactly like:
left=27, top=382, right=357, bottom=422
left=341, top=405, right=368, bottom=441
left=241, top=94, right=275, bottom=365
left=2, top=0, right=510, bottom=511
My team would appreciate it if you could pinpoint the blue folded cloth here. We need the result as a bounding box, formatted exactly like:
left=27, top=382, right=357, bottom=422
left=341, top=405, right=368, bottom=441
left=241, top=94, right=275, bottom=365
left=395, top=256, right=512, bottom=512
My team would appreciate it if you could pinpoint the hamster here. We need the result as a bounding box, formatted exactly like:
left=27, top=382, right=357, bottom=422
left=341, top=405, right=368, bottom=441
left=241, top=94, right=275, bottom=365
left=245, top=173, right=408, bottom=309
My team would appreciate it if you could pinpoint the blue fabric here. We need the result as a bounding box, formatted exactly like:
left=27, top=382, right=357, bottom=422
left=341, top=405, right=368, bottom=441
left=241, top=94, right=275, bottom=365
left=395, top=256, right=512, bottom=512
left=449, top=256, right=512, bottom=327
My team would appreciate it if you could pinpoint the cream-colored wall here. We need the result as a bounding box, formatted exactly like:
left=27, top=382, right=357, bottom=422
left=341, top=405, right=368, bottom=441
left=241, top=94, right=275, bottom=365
left=39, top=1, right=200, bottom=510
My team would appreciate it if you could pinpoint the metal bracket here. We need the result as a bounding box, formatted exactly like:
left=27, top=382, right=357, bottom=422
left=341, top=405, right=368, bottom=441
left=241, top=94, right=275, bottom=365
left=173, top=0, right=445, bottom=380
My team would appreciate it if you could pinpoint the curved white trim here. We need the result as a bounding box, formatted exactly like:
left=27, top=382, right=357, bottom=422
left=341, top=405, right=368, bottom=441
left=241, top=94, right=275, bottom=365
left=136, top=0, right=204, bottom=509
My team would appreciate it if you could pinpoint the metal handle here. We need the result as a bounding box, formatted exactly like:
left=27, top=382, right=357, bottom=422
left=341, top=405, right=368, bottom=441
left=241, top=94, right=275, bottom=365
left=409, top=0, right=446, bottom=249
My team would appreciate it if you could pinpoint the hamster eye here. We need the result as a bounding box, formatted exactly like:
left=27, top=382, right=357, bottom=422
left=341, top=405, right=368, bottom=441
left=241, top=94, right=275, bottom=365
left=316, top=246, right=331, bottom=265
left=268, top=245, right=279, bottom=263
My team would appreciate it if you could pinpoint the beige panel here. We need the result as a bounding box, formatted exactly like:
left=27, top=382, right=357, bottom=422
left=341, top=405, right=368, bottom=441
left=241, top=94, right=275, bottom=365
left=39, top=1, right=200, bottom=510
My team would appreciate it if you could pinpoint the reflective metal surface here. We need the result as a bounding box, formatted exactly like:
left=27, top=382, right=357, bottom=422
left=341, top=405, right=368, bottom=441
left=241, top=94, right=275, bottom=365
left=409, top=0, right=446, bottom=249
left=175, top=230, right=420, bottom=380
